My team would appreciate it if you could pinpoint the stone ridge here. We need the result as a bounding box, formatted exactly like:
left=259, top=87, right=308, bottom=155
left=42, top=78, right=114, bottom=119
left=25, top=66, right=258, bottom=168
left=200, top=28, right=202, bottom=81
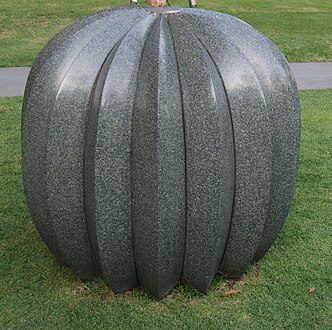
left=84, top=13, right=157, bottom=294
left=131, top=15, right=186, bottom=299
left=22, top=5, right=300, bottom=300
left=168, top=15, right=234, bottom=293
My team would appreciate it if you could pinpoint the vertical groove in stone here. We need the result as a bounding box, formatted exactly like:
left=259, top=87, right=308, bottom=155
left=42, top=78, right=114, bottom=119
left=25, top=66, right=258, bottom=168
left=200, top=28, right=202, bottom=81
left=131, top=16, right=161, bottom=295
left=169, top=16, right=235, bottom=293
left=168, top=18, right=189, bottom=284
left=192, top=34, right=237, bottom=268
left=131, top=14, right=186, bottom=300
left=85, top=14, right=156, bottom=293
left=252, top=43, right=301, bottom=262
left=217, top=45, right=272, bottom=278
left=84, top=37, right=125, bottom=277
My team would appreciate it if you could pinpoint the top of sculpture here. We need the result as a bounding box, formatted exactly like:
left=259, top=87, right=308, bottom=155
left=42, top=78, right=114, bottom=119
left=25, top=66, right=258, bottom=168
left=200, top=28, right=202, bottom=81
left=147, top=7, right=182, bottom=13
left=132, top=0, right=197, bottom=8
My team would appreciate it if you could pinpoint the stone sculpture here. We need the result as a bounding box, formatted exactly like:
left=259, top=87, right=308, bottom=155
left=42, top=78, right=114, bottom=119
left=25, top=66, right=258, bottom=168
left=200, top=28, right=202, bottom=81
left=22, top=4, right=300, bottom=300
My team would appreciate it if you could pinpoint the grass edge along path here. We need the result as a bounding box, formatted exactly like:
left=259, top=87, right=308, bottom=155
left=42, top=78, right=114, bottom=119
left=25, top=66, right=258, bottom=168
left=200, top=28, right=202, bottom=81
left=0, top=90, right=331, bottom=329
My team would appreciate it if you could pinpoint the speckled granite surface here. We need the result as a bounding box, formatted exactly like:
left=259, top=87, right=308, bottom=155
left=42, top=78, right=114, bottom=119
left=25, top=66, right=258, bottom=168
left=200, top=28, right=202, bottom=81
left=22, top=5, right=300, bottom=299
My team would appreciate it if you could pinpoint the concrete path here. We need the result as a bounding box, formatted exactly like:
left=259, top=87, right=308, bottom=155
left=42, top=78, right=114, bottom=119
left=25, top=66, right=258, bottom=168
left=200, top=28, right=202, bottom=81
left=290, top=62, right=332, bottom=90
left=0, top=67, right=31, bottom=97
left=0, top=63, right=331, bottom=97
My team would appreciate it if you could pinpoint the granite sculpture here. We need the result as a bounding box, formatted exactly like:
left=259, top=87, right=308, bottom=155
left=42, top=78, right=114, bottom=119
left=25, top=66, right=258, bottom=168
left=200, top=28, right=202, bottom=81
left=22, top=5, right=300, bottom=300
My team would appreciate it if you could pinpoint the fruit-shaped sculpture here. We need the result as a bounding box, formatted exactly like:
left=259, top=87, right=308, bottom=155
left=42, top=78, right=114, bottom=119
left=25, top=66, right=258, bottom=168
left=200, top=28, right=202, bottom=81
left=22, top=4, right=300, bottom=300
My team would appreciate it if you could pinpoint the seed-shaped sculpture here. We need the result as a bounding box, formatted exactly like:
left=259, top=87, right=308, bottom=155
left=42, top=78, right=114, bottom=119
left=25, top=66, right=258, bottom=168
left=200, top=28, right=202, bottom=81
left=22, top=5, right=300, bottom=300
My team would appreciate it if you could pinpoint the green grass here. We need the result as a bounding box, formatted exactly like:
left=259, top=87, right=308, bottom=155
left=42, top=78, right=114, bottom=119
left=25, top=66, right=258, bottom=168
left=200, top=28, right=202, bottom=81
left=0, top=0, right=331, bottom=67
left=0, top=90, right=331, bottom=329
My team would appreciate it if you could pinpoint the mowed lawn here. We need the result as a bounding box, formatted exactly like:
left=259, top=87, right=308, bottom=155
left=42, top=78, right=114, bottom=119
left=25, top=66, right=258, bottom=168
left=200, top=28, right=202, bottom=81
left=0, top=91, right=331, bottom=329
left=0, top=0, right=332, bottom=66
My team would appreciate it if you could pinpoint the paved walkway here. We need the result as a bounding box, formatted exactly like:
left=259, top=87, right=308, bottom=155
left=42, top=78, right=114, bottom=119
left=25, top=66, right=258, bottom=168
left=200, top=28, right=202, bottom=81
left=290, top=62, right=332, bottom=90
left=0, top=67, right=31, bottom=97
left=0, top=63, right=331, bottom=97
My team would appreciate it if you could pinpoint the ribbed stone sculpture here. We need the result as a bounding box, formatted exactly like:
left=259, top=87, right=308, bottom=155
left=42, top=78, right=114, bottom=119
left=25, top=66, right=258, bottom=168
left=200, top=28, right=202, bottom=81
left=22, top=5, right=300, bottom=300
